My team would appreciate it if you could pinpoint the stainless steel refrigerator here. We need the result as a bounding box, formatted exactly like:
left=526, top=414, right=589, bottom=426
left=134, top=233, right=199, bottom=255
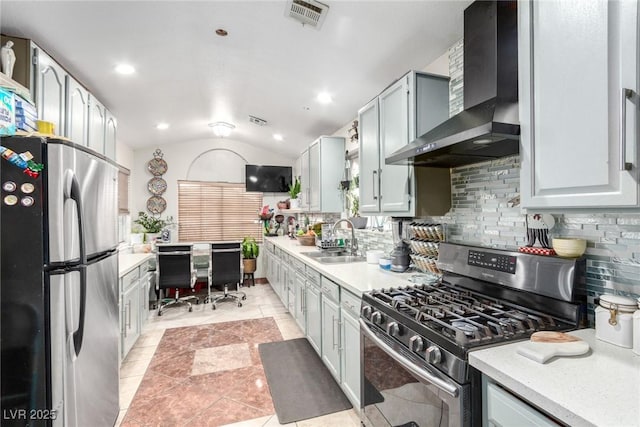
left=1, top=136, right=119, bottom=426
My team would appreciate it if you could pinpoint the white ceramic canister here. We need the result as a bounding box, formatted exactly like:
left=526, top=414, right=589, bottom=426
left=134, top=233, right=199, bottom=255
left=595, top=294, right=637, bottom=348
left=633, top=297, right=640, bottom=356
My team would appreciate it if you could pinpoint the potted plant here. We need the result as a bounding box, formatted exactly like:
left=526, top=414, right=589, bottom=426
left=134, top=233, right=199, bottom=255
left=134, top=211, right=174, bottom=243
left=130, top=222, right=145, bottom=244
left=347, top=175, right=367, bottom=229
left=288, top=177, right=301, bottom=209
left=241, top=236, right=260, bottom=274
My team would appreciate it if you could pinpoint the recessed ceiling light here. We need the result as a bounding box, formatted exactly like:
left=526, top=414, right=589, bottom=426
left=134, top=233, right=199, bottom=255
left=273, top=134, right=284, bottom=141
left=317, top=92, right=332, bottom=104
left=115, top=63, right=135, bottom=75
left=156, top=123, right=169, bottom=130
left=215, top=28, right=228, bottom=36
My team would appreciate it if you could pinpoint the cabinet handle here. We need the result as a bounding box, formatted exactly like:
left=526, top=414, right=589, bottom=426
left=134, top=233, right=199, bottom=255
left=372, top=170, right=378, bottom=200
left=620, top=88, right=634, bottom=171
left=332, top=316, right=337, bottom=348
left=338, top=320, right=343, bottom=352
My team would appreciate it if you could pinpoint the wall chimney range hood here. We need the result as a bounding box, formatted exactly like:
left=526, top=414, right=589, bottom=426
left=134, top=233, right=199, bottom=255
left=386, top=0, right=519, bottom=168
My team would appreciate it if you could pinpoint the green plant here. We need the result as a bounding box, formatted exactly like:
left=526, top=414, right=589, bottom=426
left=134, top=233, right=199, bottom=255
left=288, top=177, right=301, bottom=199
left=241, top=236, right=260, bottom=259
left=134, top=211, right=174, bottom=233
left=349, top=193, right=360, bottom=217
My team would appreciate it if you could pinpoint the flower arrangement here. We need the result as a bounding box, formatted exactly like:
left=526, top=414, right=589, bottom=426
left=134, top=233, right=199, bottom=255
left=133, top=211, right=174, bottom=233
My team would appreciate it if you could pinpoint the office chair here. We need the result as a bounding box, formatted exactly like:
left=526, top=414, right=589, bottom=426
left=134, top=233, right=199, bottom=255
left=208, top=242, right=246, bottom=309
left=156, top=245, right=199, bottom=316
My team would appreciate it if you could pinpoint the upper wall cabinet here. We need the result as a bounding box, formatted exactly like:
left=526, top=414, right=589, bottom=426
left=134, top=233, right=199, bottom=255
left=0, top=35, right=117, bottom=160
left=519, top=0, right=639, bottom=208
left=308, top=136, right=345, bottom=213
left=359, top=71, right=450, bottom=217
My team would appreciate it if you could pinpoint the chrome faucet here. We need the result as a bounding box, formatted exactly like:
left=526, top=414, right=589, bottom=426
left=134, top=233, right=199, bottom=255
left=332, top=219, right=358, bottom=255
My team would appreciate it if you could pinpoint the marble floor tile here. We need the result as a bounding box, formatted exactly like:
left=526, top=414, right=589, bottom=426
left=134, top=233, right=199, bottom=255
left=192, top=343, right=253, bottom=375
left=119, top=283, right=355, bottom=427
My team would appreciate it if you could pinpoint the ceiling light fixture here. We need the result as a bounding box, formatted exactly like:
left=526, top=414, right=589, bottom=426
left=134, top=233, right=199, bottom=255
left=208, top=121, right=235, bottom=137
left=156, top=123, right=169, bottom=130
left=317, top=92, right=332, bottom=104
left=115, top=63, right=135, bottom=75
left=215, top=28, right=228, bottom=36
left=273, top=134, right=284, bottom=141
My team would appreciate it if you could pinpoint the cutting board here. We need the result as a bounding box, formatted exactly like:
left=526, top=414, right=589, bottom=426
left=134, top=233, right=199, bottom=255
left=516, top=332, right=589, bottom=364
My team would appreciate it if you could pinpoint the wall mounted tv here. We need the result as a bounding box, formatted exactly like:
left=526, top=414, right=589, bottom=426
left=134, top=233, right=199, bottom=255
left=245, top=165, right=292, bottom=193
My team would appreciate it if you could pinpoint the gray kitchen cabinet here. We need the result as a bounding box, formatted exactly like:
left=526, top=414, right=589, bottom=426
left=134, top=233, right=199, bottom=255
left=299, top=148, right=310, bottom=210
left=358, top=71, right=450, bottom=216
left=88, top=94, right=106, bottom=154
left=105, top=111, right=117, bottom=160
left=305, top=278, right=322, bottom=354
left=280, top=262, right=291, bottom=308
left=293, top=271, right=307, bottom=332
left=519, top=0, right=640, bottom=208
left=121, top=272, right=140, bottom=359
left=340, top=290, right=361, bottom=408
left=33, top=46, right=66, bottom=136
left=65, top=74, right=89, bottom=146
left=321, top=295, right=341, bottom=380
left=306, top=136, right=345, bottom=213
left=483, top=376, right=557, bottom=427
left=139, top=269, right=151, bottom=328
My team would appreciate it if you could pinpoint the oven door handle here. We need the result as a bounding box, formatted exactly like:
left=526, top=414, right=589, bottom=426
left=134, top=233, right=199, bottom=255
left=360, top=319, right=459, bottom=398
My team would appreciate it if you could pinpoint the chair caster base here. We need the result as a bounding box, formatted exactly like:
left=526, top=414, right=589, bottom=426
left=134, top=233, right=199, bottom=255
left=238, top=302, right=243, bottom=307
left=212, top=304, right=216, bottom=310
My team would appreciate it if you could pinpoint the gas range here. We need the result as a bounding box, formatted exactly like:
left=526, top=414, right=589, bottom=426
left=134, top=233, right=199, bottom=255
left=360, top=242, right=585, bottom=384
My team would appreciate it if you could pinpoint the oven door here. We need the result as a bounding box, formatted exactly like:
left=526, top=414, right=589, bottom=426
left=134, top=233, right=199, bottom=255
left=360, top=319, right=471, bottom=427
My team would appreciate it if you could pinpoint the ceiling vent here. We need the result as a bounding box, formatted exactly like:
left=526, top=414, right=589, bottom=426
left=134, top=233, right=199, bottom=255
left=248, top=115, right=268, bottom=126
left=285, top=0, right=329, bottom=30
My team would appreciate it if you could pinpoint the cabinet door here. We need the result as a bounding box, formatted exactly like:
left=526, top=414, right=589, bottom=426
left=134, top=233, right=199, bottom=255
left=358, top=98, right=381, bottom=213
left=300, top=149, right=310, bottom=210
left=121, top=283, right=140, bottom=358
left=105, top=111, right=117, bottom=160
left=340, top=308, right=361, bottom=408
left=306, top=284, right=321, bottom=354
left=88, top=95, right=106, bottom=155
left=309, top=141, right=321, bottom=211
left=139, top=272, right=150, bottom=327
left=379, top=75, right=412, bottom=214
left=321, top=297, right=341, bottom=380
left=318, top=136, right=346, bottom=213
left=485, top=379, right=557, bottom=427
left=294, top=273, right=306, bottom=332
left=519, top=0, right=639, bottom=208
left=65, top=75, right=89, bottom=146
left=35, top=48, right=66, bottom=136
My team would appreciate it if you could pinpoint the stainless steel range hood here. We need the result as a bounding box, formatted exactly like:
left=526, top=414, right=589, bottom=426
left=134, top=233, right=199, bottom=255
left=386, top=0, right=519, bottom=168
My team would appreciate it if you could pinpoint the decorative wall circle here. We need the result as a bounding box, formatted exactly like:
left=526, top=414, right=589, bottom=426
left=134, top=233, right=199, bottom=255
left=147, top=157, right=168, bottom=176
left=146, top=196, right=167, bottom=214
left=147, top=177, right=167, bottom=195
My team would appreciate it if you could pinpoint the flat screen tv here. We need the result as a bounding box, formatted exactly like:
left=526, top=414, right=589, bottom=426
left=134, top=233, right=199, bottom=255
left=245, top=165, right=292, bottom=193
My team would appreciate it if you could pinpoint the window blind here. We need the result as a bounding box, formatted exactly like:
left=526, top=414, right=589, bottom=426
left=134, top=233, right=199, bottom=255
left=118, top=167, right=130, bottom=214
left=177, top=180, right=263, bottom=242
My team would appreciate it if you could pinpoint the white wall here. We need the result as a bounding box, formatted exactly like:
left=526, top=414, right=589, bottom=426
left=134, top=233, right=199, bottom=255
left=131, top=137, right=296, bottom=224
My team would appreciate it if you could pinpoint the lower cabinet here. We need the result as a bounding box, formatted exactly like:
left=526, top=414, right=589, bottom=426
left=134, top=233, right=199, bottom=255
left=139, top=271, right=151, bottom=328
left=121, top=280, right=140, bottom=358
left=293, top=272, right=307, bottom=332
left=306, top=281, right=322, bottom=354
left=321, top=294, right=341, bottom=381
left=340, top=290, right=362, bottom=408
left=483, top=376, right=557, bottom=427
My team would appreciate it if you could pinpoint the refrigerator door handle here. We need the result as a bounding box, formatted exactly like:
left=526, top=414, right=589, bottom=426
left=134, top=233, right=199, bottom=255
left=64, top=170, right=86, bottom=264
left=64, top=170, right=87, bottom=356
left=72, top=266, right=87, bottom=357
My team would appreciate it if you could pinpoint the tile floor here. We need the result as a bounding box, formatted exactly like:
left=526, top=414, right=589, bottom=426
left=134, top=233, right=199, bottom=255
left=116, top=283, right=361, bottom=427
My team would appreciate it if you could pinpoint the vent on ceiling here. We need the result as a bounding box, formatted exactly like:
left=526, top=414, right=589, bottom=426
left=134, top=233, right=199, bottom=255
left=285, top=0, right=329, bottom=30
left=249, top=115, right=268, bottom=126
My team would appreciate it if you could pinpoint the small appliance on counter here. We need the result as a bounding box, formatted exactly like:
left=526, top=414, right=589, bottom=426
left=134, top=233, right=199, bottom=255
left=389, top=218, right=410, bottom=272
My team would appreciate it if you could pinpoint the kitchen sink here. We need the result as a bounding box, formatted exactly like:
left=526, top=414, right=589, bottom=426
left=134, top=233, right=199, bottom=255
left=301, top=251, right=366, bottom=264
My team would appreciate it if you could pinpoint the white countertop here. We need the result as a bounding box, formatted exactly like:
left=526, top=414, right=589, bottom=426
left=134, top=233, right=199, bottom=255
left=469, top=329, right=640, bottom=427
left=265, top=236, right=416, bottom=296
left=119, top=253, right=154, bottom=277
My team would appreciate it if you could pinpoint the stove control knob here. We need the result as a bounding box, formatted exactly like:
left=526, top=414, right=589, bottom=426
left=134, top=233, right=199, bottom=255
left=425, top=346, right=442, bottom=364
left=361, top=305, right=372, bottom=319
left=371, top=311, right=384, bottom=325
left=386, top=322, right=400, bottom=336
left=409, top=335, right=424, bottom=352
